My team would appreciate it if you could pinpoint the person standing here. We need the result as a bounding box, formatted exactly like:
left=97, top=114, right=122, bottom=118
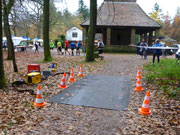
left=136, top=41, right=141, bottom=55
left=35, top=41, right=39, bottom=53
left=139, top=40, right=148, bottom=59
left=57, top=40, right=62, bottom=55
left=162, top=43, right=167, bottom=58
left=70, top=41, right=76, bottom=56
left=65, top=40, right=70, bottom=55
left=97, top=39, right=104, bottom=59
left=49, top=40, right=54, bottom=51
left=152, top=39, right=162, bottom=65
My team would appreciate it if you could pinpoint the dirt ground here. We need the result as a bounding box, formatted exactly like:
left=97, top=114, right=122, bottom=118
left=0, top=51, right=179, bottom=135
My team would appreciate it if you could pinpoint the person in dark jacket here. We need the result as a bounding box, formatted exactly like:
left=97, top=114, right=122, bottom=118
left=35, top=41, right=39, bottom=53
left=152, top=39, right=162, bottom=64
left=139, top=40, right=148, bottom=59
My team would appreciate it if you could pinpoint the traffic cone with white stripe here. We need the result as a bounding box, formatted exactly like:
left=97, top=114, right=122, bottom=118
left=58, top=72, right=67, bottom=89
left=34, top=85, right=46, bottom=108
left=139, top=91, right=151, bottom=115
left=78, top=64, right=84, bottom=77
left=136, top=67, right=142, bottom=79
left=134, top=78, right=143, bottom=92
left=69, top=68, right=76, bottom=82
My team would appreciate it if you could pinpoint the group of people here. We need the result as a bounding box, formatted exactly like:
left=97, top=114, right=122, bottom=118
left=137, top=39, right=166, bottom=65
left=49, top=40, right=82, bottom=56
left=33, top=38, right=105, bottom=59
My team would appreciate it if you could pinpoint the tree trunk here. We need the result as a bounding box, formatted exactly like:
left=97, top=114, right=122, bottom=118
left=85, top=0, right=97, bottom=62
left=0, top=0, right=6, bottom=89
left=11, top=8, right=17, bottom=36
left=37, top=23, right=41, bottom=39
left=43, top=0, right=52, bottom=62
left=12, top=27, right=17, bottom=36
left=3, top=0, right=18, bottom=72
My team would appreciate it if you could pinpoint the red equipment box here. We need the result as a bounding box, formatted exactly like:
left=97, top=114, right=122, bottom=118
left=28, top=64, right=40, bottom=73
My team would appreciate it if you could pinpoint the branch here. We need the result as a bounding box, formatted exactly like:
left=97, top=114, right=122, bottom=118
left=6, top=0, right=15, bottom=14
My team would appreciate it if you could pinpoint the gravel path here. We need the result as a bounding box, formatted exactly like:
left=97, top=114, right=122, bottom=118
left=18, top=54, right=153, bottom=135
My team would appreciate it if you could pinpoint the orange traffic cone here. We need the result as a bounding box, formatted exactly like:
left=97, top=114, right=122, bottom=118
left=134, top=78, right=143, bottom=92
left=58, top=72, right=67, bottom=89
left=34, top=85, right=46, bottom=108
left=139, top=91, right=151, bottom=115
left=69, top=68, right=76, bottom=82
left=136, top=67, right=142, bottom=79
left=78, top=64, right=84, bottom=77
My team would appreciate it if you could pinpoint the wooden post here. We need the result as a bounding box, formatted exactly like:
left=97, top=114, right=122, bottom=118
left=130, top=28, right=135, bottom=44
left=140, top=34, right=143, bottom=42
left=102, top=28, right=106, bottom=44
left=83, top=27, right=87, bottom=46
left=106, top=27, right=111, bottom=45
left=148, top=31, right=153, bottom=45
left=144, top=33, right=147, bottom=42
left=155, top=29, right=160, bottom=39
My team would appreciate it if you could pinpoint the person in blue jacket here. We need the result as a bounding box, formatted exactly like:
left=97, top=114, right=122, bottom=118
left=70, top=41, right=76, bottom=56
left=152, top=39, right=162, bottom=64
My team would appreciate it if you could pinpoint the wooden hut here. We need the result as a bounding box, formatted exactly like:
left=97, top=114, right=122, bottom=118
left=81, top=0, right=161, bottom=46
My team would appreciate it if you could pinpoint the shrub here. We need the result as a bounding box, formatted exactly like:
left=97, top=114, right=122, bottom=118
left=103, top=45, right=136, bottom=53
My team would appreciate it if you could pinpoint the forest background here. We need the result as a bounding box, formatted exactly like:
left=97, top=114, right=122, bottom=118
left=5, top=0, right=180, bottom=42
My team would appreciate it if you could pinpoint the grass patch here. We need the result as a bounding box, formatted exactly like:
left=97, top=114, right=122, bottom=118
left=144, top=59, right=180, bottom=98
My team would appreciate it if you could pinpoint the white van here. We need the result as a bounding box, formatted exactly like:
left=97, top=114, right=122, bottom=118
left=3, top=37, right=24, bottom=47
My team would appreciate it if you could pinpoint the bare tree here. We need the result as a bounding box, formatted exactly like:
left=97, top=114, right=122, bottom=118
left=25, top=0, right=43, bottom=38
left=3, top=0, right=18, bottom=72
left=0, top=0, right=6, bottom=88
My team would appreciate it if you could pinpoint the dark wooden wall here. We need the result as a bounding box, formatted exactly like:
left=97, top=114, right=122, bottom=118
left=111, top=29, right=131, bottom=45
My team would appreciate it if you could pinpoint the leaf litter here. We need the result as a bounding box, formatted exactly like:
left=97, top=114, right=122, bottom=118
left=0, top=52, right=179, bottom=134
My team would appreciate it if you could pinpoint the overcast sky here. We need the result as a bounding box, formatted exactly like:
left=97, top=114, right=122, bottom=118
left=55, top=0, right=180, bottom=18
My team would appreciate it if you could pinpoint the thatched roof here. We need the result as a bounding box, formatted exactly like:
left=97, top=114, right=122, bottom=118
left=81, top=1, right=161, bottom=28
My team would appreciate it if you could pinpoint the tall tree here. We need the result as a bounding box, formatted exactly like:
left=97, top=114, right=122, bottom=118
left=43, top=0, right=52, bottom=61
left=85, top=0, right=97, bottom=62
left=177, top=7, right=180, bottom=16
left=149, top=2, right=163, bottom=25
left=171, top=8, right=180, bottom=42
left=3, top=0, right=14, bottom=60
left=161, top=12, right=171, bottom=37
left=26, top=0, right=43, bottom=38
left=0, top=0, right=6, bottom=89
left=3, top=0, right=18, bottom=72
left=77, top=0, right=89, bottom=20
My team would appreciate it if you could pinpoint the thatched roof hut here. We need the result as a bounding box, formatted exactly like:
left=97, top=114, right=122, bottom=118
left=81, top=0, right=161, bottom=46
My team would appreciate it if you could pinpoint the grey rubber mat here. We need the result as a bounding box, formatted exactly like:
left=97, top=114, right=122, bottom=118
left=49, top=75, right=131, bottom=110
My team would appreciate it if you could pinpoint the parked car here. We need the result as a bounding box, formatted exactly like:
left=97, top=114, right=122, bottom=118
left=140, top=46, right=174, bottom=55
left=172, top=44, right=180, bottom=53
left=172, top=44, right=180, bottom=59
left=3, top=37, right=24, bottom=48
